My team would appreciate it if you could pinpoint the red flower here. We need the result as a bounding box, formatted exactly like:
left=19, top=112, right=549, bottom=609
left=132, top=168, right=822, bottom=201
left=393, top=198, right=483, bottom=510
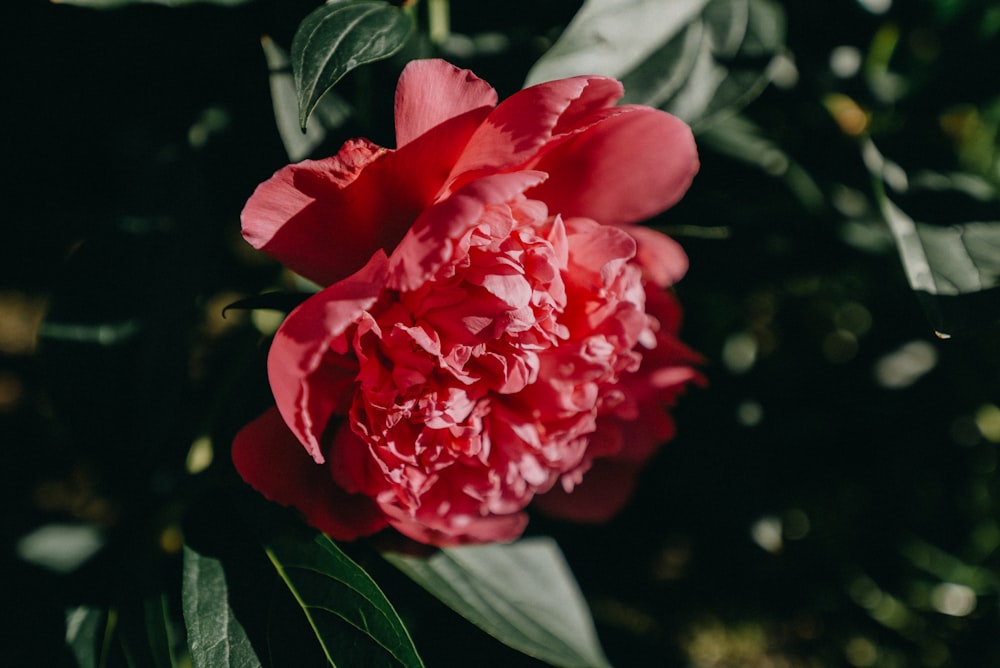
left=233, top=59, right=701, bottom=545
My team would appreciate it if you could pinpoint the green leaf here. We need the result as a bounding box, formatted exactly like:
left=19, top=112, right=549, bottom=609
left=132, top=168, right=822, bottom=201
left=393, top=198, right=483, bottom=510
left=182, top=546, right=262, bottom=668
left=700, top=113, right=824, bottom=211
left=526, top=0, right=712, bottom=84
left=865, top=139, right=1000, bottom=334
left=384, top=538, right=612, bottom=668
left=292, top=0, right=413, bottom=130
left=65, top=606, right=106, bottom=668
left=262, top=37, right=350, bottom=162
left=526, top=0, right=785, bottom=130
left=222, top=290, right=312, bottom=316
left=53, top=0, right=252, bottom=8
left=115, top=594, right=180, bottom=668
left=265, top=531, right=424, bottom=668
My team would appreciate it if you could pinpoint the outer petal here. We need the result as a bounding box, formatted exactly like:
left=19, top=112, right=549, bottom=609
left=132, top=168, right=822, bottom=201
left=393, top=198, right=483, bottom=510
left=395, top=59, right=498, bottom=148
left=232, top=408, right=388, bottom=540
left=243, top=108, right=492, bottom=287
left=448, top=75, right=623, bottom=183
left=532, top=458, right=643, bottom=523
left=525, top=106, right=699, bottom=225
left=268, top=251, right=389, bottom=464
left=627, top=225, right=689, bottom=287
left=241, top=139, right=386, bottom=286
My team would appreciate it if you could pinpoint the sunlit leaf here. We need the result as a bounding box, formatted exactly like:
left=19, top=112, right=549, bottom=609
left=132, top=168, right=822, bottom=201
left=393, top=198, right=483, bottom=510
left=526, top=0, right=784, bottom=130
left=182, top=546, right=262, bottom=668
left=526, top=0, right=711, bottom=83
left=292, top=0, right=413, bottom=130
left=384, top=538, right=611, bottom=668
left=265, top=531, right=424, bottom=668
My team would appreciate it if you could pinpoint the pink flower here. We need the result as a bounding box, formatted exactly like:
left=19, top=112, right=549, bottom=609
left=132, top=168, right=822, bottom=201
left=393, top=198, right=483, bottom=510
left=233, top=59, right=701, bottom=545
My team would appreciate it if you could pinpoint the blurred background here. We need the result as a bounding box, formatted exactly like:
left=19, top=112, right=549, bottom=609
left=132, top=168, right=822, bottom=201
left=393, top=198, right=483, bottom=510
left=4, top=0, right=1000, bottom=665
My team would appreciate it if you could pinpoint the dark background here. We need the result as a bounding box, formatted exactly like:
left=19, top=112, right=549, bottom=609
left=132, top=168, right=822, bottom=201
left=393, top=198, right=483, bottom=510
left=4, top=1, right=1000, bottom=665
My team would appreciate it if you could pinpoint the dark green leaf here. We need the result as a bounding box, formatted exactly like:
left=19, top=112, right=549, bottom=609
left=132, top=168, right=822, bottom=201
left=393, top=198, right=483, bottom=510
left=182, top=546, right=262, bottom=668
left=263, top=37, right=351, bottom=162
left=384, top=538, right=612, bottom=668
left=65, top=606, right=106, bottom=668
left=700, top=113, right=824, bottom=211
left=292, top=0, right=413, bottom=130
left=265, top=531, right=424, bottom=668
left=222, top=291, right=313, bottom=316
left=525, top=0, right=785, bottom=130
left=116, top=594, right=178, bottom=668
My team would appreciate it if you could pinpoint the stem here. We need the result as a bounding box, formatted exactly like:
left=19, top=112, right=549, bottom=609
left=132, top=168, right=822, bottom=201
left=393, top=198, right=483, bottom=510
left=427, top=0, right=450, bottom=46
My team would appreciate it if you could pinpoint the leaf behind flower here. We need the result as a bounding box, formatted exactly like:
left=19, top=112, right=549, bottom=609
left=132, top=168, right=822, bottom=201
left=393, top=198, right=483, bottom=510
left=292, top=0, right=413, bottom=130
left=384, top=538, right=612, bottom=668
left=526, top=0, right=786, bottom=130
left=265, top=530, right=425, bottom=668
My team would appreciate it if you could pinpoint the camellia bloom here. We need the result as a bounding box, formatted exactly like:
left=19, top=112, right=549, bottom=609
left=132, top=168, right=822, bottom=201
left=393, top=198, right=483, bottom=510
left=233, top=59, right=702, bottom=545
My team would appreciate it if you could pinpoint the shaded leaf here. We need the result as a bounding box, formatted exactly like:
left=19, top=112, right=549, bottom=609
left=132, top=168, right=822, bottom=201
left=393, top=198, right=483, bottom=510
left=262, top=37, right=350, bottom=162
left=525, top=0, right=711, bottom=84
left=223, top=291, right=313, bottom=316
left=116, top=594, right=179, bottom=668
left=65, top=606, right=106, bottom=668
left=384, top=538, right=611, bottom=668
left=700, top=113, right=824, bottom=211
left=865, top=139, right=1000, bottom=333
left=182, top=546, right=262, bottom=668
left=265, top=530, right=424, bottom=668
left=292, top=0, right=413, bottom=130
left=526, top=0, right=785, bottom=130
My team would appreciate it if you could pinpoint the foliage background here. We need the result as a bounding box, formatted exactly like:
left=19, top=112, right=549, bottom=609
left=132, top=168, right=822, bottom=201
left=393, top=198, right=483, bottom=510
left=4, top=0, right=1000, bottom=666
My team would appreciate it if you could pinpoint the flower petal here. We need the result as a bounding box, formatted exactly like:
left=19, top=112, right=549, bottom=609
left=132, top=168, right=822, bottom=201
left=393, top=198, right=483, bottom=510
left=394, top=59, right=498, bottom=148
left=387, top=170, right=549, bottom=292
left=243, top=111, right=491, bottom=287
left=449, top=75, right=623, bottom=182
left=526, top=106, right=698, bottom=225
left=232, top=408, right=388, bottom=540
left=381, top=502, right=528, bottom=547
left=268, top=251, right=389, bottom=463
left=627, top=225, right=689, bottom=287
left=532, top=458, right=643, bottom=523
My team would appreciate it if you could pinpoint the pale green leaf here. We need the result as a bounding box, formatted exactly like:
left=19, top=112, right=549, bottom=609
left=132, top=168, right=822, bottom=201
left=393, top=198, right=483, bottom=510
left=384, top=538, right=611, bottom=668
left=526, top=0, right=785, bottom=129
left=525, top=0, right=712, bottom=85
